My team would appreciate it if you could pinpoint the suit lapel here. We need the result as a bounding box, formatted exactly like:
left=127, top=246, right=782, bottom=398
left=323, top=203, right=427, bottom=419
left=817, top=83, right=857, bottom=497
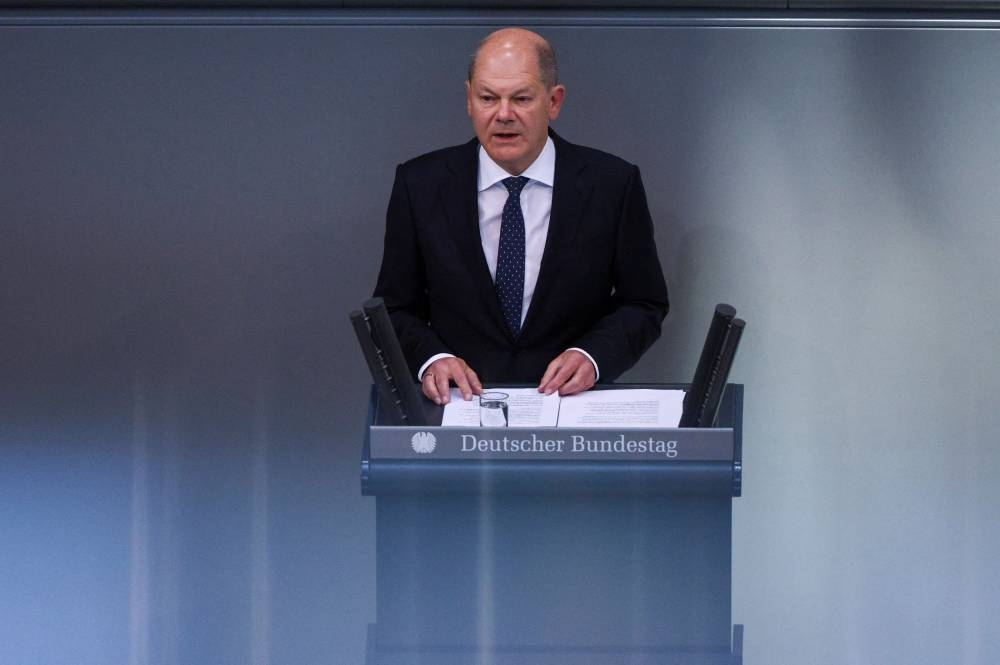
left=442, top=139, right=510, bottom=336
left=521, top=133, right=592, bottom=336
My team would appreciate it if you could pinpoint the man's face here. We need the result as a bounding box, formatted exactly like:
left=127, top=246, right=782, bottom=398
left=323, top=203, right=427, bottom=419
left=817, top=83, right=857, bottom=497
left=466, top=42, right=565, bottom=176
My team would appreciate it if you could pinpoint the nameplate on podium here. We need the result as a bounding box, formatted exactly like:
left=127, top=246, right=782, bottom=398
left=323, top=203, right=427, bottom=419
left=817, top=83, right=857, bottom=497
left=369, top=426, right=733, bottom=462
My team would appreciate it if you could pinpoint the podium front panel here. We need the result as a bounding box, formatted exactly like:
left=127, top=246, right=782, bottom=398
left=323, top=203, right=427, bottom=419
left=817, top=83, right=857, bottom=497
left=361, top=384, right=743, bottom=657
left=375, top=492, right=731, bottom=651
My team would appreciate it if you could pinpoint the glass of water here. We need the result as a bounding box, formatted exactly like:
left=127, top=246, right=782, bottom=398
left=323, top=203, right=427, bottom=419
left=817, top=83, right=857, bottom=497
left=479, top=391, right=510, bottom=427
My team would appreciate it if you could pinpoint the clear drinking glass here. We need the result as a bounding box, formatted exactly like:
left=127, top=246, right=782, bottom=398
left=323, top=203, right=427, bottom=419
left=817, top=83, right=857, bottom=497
left=479, top=391, right=510, bottom=427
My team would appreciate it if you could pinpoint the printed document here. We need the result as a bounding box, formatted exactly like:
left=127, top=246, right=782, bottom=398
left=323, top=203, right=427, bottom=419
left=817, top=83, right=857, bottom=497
left=557, top=389, right=683, bottom=428
left=441, top=388, right=684, bottom=428
left=440, top=388, right=561, bottom=427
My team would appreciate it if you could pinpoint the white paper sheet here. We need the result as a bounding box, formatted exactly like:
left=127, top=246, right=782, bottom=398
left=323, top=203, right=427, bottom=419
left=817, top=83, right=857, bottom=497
left=440, top=388, right=560, bottom=427
left=556, top=389, right=684, bottom=428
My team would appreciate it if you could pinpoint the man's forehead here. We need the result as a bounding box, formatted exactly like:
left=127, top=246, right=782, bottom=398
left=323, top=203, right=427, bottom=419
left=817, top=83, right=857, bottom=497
left=470, top=57, right=545, bottom=89
left=470, top=76, right=541, bottom=92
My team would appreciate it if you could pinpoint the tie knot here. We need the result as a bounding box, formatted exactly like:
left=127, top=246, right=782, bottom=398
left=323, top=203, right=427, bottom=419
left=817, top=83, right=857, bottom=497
left=502, top=176, right=529, bottom=195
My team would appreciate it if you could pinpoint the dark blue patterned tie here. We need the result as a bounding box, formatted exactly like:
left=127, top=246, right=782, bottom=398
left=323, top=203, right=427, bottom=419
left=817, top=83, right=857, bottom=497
left=496, top=176, right=529, bottom=336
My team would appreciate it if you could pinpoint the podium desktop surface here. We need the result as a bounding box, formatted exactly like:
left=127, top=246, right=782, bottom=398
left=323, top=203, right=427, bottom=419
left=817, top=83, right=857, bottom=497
left=363, top=383, right=742, bottom=498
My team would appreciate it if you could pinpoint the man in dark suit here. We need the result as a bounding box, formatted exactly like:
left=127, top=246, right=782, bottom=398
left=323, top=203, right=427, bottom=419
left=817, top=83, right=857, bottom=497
left=374, top=28, right=668, bottom=404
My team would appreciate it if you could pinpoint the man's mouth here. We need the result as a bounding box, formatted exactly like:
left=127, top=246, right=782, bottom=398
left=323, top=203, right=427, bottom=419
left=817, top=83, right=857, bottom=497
left=494, top=132, right=520, bottom=141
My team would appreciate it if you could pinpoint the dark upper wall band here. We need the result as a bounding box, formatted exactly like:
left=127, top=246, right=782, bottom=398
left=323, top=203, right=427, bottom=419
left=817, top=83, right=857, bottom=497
left=2, top=0, right=1000, bottom=12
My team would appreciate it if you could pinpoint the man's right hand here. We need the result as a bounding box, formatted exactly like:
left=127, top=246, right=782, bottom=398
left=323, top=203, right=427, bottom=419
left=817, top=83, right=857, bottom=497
left=421, top=357, right=483, bottom=405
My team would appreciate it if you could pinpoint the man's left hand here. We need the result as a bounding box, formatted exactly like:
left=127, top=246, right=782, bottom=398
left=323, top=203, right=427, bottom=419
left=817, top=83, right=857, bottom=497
left=538, top=349, right=596, bottom=396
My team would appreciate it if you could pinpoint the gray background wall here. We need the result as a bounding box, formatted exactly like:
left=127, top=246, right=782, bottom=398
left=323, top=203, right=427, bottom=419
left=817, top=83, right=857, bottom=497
left=2, top=9, right=998, bottom=665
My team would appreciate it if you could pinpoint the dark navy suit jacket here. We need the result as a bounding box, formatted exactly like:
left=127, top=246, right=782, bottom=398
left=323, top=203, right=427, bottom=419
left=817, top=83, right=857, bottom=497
left=374, top=131, right=669, bottom=384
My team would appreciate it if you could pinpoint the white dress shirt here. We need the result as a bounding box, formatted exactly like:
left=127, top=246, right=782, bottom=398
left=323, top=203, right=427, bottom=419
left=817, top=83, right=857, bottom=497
left=418, top=137, right=598, bottom=381
left=476, top=137, right=556, bottom=324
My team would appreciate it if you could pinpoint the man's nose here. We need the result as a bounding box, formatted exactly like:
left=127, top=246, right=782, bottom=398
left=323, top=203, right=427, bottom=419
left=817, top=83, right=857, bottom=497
left=496, top=99, right=514, bottom=122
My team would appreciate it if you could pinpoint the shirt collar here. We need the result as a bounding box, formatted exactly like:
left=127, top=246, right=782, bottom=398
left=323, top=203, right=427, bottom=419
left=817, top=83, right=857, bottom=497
left=477, top=136, right=556, bottom=192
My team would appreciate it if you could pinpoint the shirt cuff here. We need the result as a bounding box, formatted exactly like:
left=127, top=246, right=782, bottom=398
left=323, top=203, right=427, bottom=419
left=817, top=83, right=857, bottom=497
left=567, top=347, right=600, bottom=382
left=418, top=353, right=456, bottom=381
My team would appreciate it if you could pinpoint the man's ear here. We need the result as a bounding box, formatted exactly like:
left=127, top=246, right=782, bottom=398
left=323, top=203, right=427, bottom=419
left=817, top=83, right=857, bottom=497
left=465, top=80, right=474, bottom=117
left=548, top=85, right=566, bottom=121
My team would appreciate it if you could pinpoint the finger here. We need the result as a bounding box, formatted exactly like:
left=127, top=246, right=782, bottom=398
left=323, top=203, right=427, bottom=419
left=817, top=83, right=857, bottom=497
left=537, top=357, right=564, bottom=393
left=466, top=367, right=484, bottom=396
left=556, top=364, right=582, bottom=396
left=541, top=361, right=575, bottom=396
left=557, top=367, right=589, bottom=396
left=559, top=361, right=596, bottom=397
left=435, top=371, right=452, bottom=405
left=422, top=373, right=441, bottom=403
left=558, top=381, right=582, bottom=397
left=451, top=363, right=475, bottom=401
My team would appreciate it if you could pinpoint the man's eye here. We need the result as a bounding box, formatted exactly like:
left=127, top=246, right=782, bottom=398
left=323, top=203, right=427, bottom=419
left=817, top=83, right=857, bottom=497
left=480, top=96, right=495, bottom=103
left=515, top=96, right=531, bottom=103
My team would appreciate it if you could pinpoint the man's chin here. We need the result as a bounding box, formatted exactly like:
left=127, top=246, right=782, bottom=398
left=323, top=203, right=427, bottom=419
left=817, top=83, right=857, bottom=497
left=489, top=139, right=523, bottom=154
left=485, top=144, right=527, bottom=173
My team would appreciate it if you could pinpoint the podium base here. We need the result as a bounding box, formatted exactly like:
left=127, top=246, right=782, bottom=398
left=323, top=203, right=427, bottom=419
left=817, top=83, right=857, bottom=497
left=365, top=624, right=744, bottom=665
